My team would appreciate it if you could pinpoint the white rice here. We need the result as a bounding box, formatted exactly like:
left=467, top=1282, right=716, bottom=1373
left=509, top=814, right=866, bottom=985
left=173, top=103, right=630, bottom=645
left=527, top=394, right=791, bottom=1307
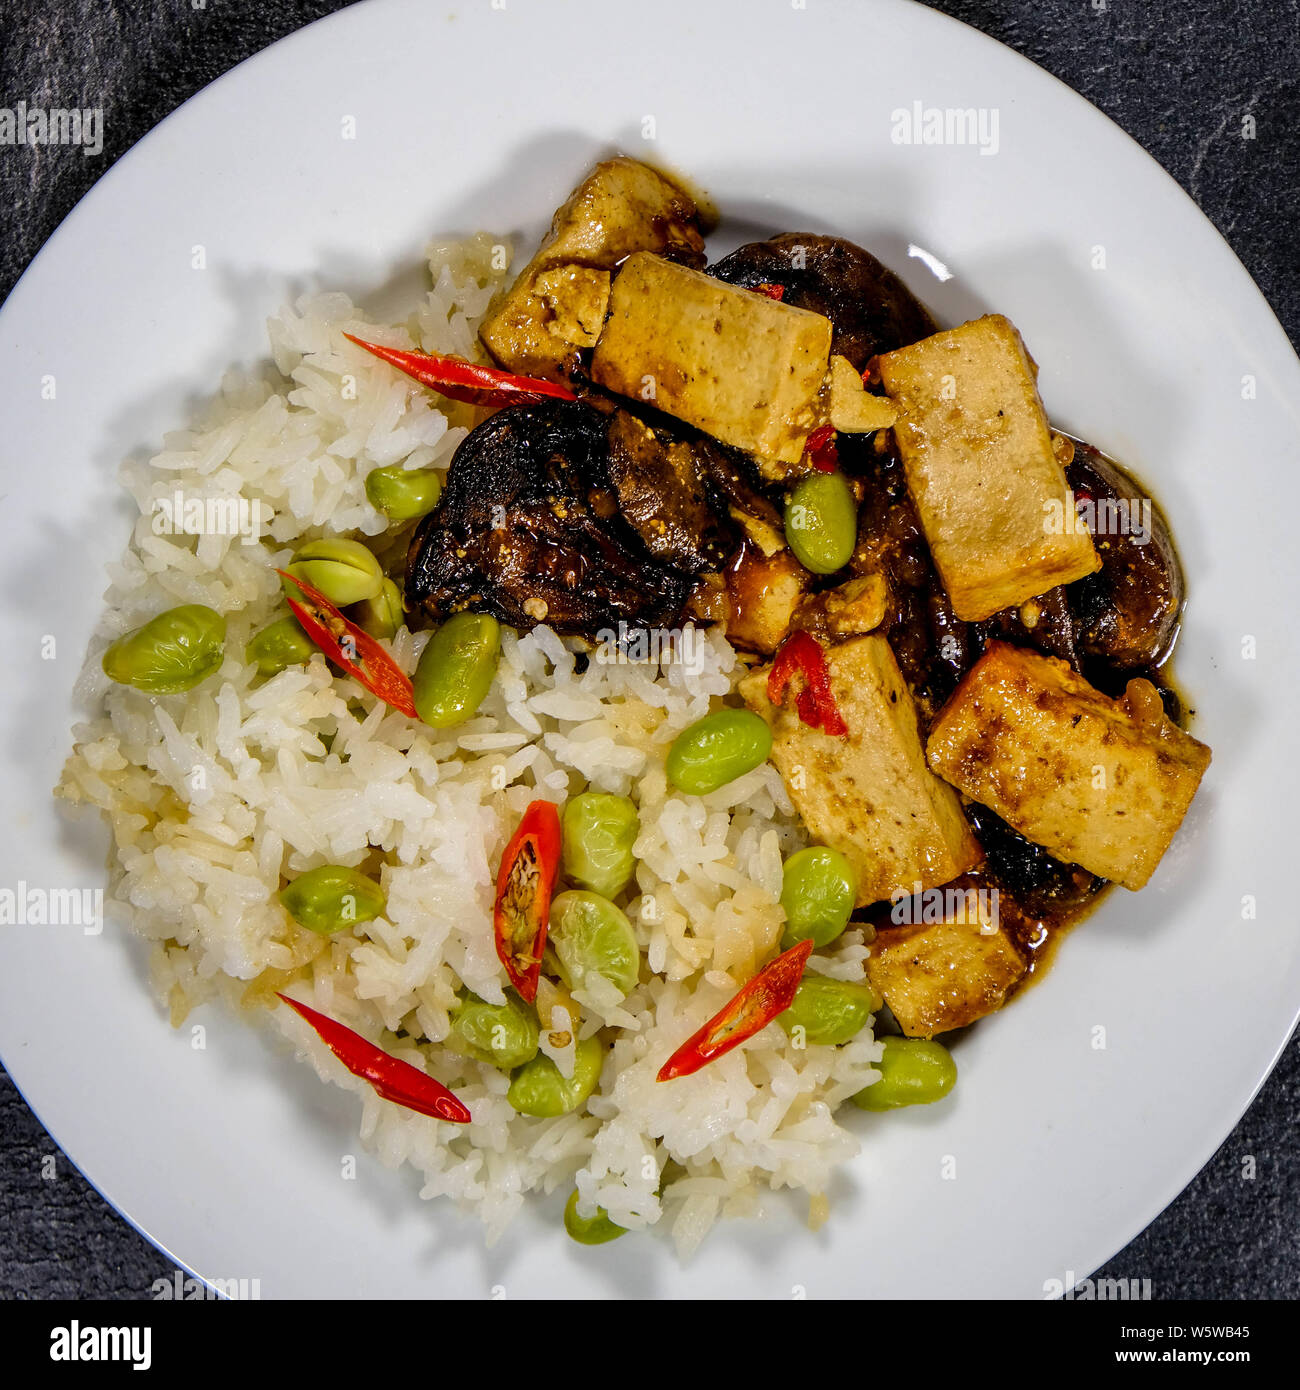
left=57, top=235, right=882, bottom=1255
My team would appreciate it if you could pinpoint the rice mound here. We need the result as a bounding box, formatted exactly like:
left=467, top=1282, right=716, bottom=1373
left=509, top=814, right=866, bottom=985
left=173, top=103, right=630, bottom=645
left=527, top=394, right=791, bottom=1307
left=57, top=235, right=881, bottom=1256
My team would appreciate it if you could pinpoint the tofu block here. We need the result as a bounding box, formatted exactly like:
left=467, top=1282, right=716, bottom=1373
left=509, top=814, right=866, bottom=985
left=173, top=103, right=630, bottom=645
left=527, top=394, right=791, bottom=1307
left=793, top=573, right=890, bottom=638
left=925, top=642, right=1212, bottom=889
left=531, top=265, right=610, bottom=347
left=724, top=545, right=811, bottom=654
left=876, top=315, right=1100, bottom=621
left=828, top=354, right=896, bottom=433
left=739, top=634, right=982, bottom=906
left=480, top=158, right=705, bottom=381
left=866, top=912, right=1027, bottom=1037
left=591, top=252, right=833, bottom=466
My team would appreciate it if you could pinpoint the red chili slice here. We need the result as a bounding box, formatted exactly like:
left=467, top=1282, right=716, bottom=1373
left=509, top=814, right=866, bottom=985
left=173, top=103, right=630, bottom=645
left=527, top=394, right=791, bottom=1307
left=493, top=800, right=562, bottom=1003
left=279, top=570, right=418, bottom=719
left=344, top=334, right=577, bottom=408
left=753, top=282, right=786, bottom=301
left=657, top=939, right=814, bottom=1081
left=805, top=423, right=839, bottom=473
left=768, top=630, right=848, bottom=736
left=278, top=993, right=471, bottom=1123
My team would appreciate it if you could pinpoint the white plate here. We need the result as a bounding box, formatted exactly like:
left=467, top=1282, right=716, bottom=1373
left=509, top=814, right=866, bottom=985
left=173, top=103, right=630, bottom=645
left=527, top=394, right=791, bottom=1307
left=2, top=0, right=1297, bottom=1300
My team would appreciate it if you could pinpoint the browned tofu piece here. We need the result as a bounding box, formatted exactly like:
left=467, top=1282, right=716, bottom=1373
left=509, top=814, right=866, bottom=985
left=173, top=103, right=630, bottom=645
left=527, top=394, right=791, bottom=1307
left=866, top=913, right=1027, bottom=1037
left=724, top=545, right=811, bottom=655
left=876, top=315, right=1100, bottom=621
left=591, top=253, right=833, bottom=467
left=739, top=634, right=982, bottom=906
left=828, top=354, right=896, bottom=433
left=480, top=158, right=705, bottom=381
left=926, top=642, right=1212, bottom=890
left=793, top=573, right=890, bottom=639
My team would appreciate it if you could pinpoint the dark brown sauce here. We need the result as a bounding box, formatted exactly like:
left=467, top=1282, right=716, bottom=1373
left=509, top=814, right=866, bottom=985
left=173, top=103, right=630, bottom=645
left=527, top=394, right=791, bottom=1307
left=848, top=430, right=1190, bottom=997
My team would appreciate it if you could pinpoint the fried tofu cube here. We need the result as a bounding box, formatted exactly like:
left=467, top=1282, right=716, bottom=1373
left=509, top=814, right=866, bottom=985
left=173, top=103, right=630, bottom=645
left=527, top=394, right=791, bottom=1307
left=739, top=634, right=982, bottom=906
left=793, top=573, right=890, bottom=638
left=531, top=265, right=610, bottom=347
left=925, top=642, right=1212, bottom=889
left=876, top=315, right=1100, bottom=621
left=828, top=354, right=896, bottom=433
left=591, top=253, right=833, bottom=466
left=866, top=913, right=1027, bottom=1037
left=480, top=158, right=705, bottom=380
left=724, top=545, right=812, bottom=654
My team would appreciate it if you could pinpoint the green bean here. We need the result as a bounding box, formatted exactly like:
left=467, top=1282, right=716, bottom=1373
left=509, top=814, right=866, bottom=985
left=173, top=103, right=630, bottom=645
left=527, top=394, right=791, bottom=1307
left=245, top=615, right=313, bottom=677
left=364, top=464, right=442, bottom=522
left=412, top=612, right=501, bottom=728
left=852, top=1036, right=957, bottom=1110
left=279, top=864, right=386, bottom=935
left=666, top=709, right=772, bottom=795
left=507, top=1035, right=604, bottom=1117
left=352, top=578, right=404, bottom=641
left=285, top=537, right=384, bottom=606
left=784, top=471, right=858, bottom=575
left=563, top=1188, right=627, bottom=1245
left=102, top=604, right=226, bottom=694
left=550, top=891, right=641, bottom=999
left=779, top=977, right=880, bottom=1047
left=449, top=992, right=539, bottom=1070
left=562, top=793, right=639, bottom=899
left=780, top=846, right=858, bottom=949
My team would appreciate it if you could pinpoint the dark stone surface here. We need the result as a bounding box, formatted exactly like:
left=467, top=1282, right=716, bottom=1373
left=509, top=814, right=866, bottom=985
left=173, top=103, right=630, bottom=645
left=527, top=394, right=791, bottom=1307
left=1, top=0, right=1296, bottom=1300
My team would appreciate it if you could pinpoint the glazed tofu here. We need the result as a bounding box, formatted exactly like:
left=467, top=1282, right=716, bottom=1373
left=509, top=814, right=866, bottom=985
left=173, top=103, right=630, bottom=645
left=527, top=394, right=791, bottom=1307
left=724, top=545, right=812, bottom=654
left=591, top=253, right=833, bottom=467
left=876, top=315, right=1100, bottom=621
left=866, top=912, right=1027, bottom=1037
left=828, top=354, right=896, bottom=433
left=793, top=573, right=890, bottom=638
left=480, top=158, right=705, bottom=381
left=926, top=642, right=1212, bottom=889
left=739, top=634, right=982, bottom=906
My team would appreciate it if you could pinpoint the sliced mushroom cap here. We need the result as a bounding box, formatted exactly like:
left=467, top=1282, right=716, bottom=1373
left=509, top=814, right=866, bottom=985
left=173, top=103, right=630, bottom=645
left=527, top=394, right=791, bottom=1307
left=708, top=233, right=936, bottom=371
left=405, top=399, right=696, bottom=637
left=1065, top=439, right=1184, bottom=672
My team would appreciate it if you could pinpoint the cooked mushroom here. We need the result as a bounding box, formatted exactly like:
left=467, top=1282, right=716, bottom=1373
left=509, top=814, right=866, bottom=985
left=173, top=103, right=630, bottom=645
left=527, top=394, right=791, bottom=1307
left=707, top=232, right=936, bottom=370
left=405, top=399, right=701, bottom=636
left=1065, top=439, right=1184, bottom=672
left=599, top=404, right=735, bottom=574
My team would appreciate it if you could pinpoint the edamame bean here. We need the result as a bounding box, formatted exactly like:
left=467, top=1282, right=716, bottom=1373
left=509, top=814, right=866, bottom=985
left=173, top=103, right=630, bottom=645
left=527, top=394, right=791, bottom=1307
left=563, top=1188, right=627, bottom=1245
left=784, top=471, right=858, bottom=575
left=550, top=891, right=641, bottom=999
left=779, top=977, right=881, bottom=1047
left=102, top=604, right=226, bottom=694
left=352, top=578, right=404, bottom=641
left=245, top=615, right=313, bottom=677
left=279, top=864, right=386, bottom=935
left=507, top=1035, right=604, bottom=1117
left=852, top=1036, right=957, bottom=1110
left=449, top=993, right=539, bottom=1070
left=412, top=612, right=501, bottom=728
left=562, top=793, right=639, bottom=899
left=666, top=709, right=772, bottom=795
left=780, top=846, right=859, bottom=949
left=285, top=538, right=384, bottom=606
left=364, top=464, right=442, bottom=522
